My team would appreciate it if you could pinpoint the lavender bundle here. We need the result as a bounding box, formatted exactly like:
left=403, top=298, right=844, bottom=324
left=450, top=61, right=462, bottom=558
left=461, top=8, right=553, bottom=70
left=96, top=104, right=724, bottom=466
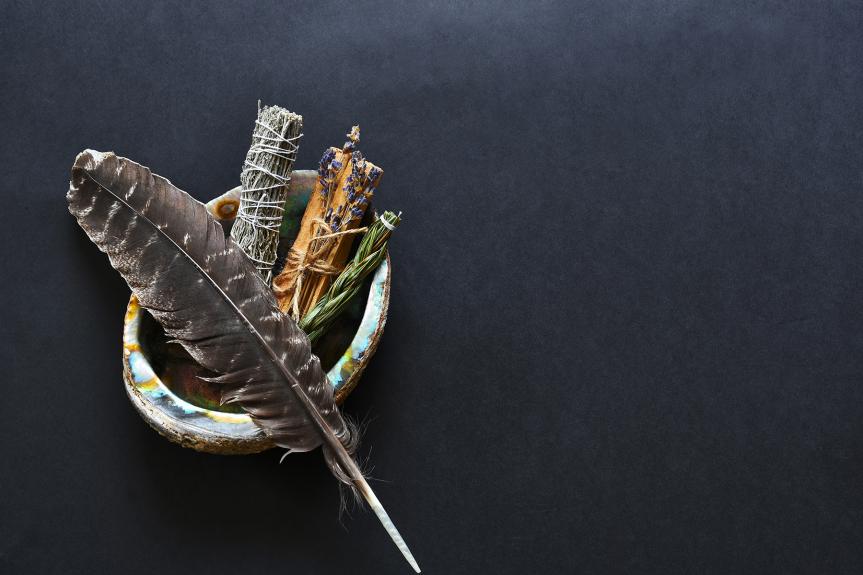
left=272, top=126, right=383, bottom=317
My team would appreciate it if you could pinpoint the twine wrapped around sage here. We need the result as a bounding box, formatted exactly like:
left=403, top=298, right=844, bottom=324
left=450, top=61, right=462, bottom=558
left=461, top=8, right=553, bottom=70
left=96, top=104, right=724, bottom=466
left=231, top=105, right=303, bottom=283
left=299, top=211, right=401, bottom=344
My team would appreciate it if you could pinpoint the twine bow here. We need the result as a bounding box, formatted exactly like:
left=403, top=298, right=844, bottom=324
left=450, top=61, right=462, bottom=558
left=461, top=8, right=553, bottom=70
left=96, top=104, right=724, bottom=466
left=275, top=218, right=367, bottom=319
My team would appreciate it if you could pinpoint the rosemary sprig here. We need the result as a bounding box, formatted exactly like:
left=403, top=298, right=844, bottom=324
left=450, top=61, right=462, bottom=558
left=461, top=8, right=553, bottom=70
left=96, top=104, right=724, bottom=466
left=299, top=211, right=401, bottom=344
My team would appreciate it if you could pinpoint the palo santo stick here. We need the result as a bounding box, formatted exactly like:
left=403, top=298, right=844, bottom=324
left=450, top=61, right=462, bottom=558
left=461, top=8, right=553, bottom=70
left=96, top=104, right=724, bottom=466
left=273, top=126, right=382, bottom=318
left=299, top=150, right=382, bottom=315
left=271, top=147, right=347, bottom=315
left=231, top=105, right=303, bottom=283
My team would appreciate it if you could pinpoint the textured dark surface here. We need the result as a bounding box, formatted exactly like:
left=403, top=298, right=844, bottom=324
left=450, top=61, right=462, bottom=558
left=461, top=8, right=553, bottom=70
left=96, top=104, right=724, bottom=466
left=2, top=1, right=863, bottom=574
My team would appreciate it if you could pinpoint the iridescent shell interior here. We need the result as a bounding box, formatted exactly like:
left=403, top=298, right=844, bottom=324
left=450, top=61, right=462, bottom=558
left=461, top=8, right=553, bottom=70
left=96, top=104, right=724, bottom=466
left=122, top=171, right=390, bottom=454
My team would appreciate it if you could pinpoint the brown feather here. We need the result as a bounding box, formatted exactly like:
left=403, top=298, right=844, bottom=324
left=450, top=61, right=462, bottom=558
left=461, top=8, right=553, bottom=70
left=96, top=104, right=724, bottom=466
left=66, top=150, right=419, bottom=571
left=67, top=149, right=355, bottom=457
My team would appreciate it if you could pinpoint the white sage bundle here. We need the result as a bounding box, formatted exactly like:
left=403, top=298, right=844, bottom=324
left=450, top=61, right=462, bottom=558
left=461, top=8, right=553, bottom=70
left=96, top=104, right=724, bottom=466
left=230, top=105, right=303, bottom=283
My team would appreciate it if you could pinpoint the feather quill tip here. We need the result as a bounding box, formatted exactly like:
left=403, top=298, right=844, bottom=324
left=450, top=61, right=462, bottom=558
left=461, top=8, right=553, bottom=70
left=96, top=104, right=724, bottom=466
left=354, top=474, right=421, bottom=572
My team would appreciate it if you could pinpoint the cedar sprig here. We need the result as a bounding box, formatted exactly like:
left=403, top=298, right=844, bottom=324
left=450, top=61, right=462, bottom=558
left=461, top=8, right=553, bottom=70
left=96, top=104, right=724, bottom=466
left=299, top=211, right=401, bottom=344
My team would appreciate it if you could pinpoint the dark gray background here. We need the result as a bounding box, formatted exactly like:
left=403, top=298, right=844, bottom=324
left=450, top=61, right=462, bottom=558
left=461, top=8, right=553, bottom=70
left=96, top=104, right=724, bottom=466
left=2, top=1, right=863, bottom=573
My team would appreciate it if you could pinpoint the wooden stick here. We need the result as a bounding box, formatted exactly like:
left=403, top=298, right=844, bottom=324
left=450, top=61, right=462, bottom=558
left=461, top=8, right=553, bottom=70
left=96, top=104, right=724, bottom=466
left=273, top=126, right=382, bottom=318
left=299, top=155, right=382, bottom=314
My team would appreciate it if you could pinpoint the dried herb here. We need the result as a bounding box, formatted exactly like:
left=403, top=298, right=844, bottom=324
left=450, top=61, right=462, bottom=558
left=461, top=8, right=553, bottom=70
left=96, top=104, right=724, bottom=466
left=230, top=105, right=303, bottom=283
left=300, top=211, right=401, bottom=344
left=272, top=126, right=382, bottom=317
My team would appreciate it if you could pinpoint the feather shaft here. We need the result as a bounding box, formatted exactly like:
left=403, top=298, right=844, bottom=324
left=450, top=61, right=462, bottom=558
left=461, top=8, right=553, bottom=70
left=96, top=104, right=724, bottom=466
left=288, top=378, right=421, bottom=573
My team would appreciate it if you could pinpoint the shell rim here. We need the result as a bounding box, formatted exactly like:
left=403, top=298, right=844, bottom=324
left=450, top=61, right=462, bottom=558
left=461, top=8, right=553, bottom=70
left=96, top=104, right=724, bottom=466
left=121, top=254, right=391, bottom=454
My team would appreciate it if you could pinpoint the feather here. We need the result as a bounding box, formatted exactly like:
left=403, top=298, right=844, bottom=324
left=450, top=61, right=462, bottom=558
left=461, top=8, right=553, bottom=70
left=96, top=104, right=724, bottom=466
left=67, top=150, right=420, bottom=572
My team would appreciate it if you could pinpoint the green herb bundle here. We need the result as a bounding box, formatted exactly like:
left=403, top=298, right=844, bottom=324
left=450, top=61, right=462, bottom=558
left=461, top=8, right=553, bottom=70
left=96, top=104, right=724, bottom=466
left=299, top=211, right=401, bottom=344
